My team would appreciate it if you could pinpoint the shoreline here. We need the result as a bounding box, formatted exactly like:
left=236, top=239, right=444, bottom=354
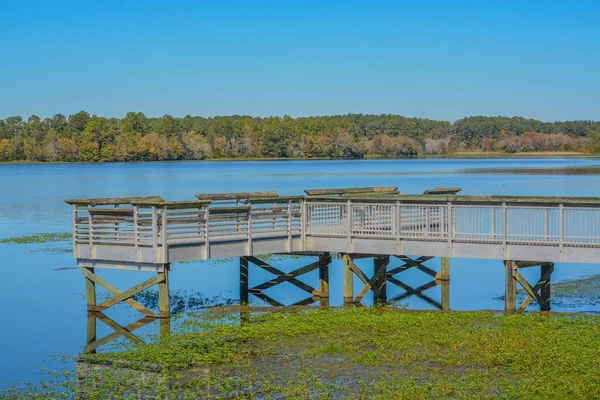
left=0, top=151, right=595, bottom=165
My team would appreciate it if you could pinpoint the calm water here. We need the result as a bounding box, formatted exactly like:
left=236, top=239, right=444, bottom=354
left=2, top=157, right=600, bottom=387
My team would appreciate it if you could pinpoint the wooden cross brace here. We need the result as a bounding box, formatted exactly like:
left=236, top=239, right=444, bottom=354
left=343, top=254, right=390, bottom=303
left=242, top=254, right=330, bottom=306
left=82, top=267, right=170, bottom=318
left=386, top=255, right=448, bottom=310
left=507, top=261, right=554, bottom=313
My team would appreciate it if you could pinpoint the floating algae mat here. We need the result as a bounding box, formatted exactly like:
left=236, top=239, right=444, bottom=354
left=3, top=307, right=600, bottom=399
left=551, top=275, right=600, bottom=309
left=0, top=232, right=70, bottom=244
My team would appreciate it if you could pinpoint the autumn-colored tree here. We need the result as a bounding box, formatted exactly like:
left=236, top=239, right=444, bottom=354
left=79, top=142, right=100, bottom=162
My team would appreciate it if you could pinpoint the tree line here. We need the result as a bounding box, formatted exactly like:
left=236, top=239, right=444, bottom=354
left=0, top=112, right=599, bottom=162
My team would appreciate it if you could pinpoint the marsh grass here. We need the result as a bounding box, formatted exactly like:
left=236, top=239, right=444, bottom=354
left=0, top=232, right=70, bottom=245
left=3, top=307, right=600, bottom=399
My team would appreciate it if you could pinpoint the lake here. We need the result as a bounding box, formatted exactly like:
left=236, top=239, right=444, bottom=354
left=2, top=157, right=600, bottom=388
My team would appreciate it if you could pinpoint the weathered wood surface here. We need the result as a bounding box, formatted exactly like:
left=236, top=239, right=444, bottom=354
left=130, top=200, right=212, bottom=209
left=82, top=268, right=158, bottom=317
left=424, top=187, right=462, bottom=195
left=304, top=187, right=399, bottom=196
left=65, top=196, right=164, bottom=206
left=195, top=191, right=278, bottom=200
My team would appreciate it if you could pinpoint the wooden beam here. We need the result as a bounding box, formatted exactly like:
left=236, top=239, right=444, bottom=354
left=240, top=257, right=249, bottom=304
left=343, top=254, right=354, bottom=303
left=423, top=187, right=462, bottom=195
left=319, top=253, right=330, bottom=298
left=65, top=196, right=164, bottom=206
left=158, top=266, right=170, bottom=318
left=91, top=274, right=164, bottom=312
left=304, top=187, right=399, bottom=196
left=441, top=257, right=450, bottom=311
left=245, top=256, right=319, bottom=296
left=195, top=191, right=278, bottom=200
left=540, top=263, right=553, bottom=311
left=131, top=200, right=211, bottom=209
left=373, top=256, right=389, bottom=304
left=504, top=260, right=517, bottom=313
left=81, top=268, right=158, bottom=317
left=250, top=261, right=320, bottom=292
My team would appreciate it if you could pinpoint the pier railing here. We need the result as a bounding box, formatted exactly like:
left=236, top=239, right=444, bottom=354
left=304, top=196, right=600, bottom=247
left=66, top=192, right=600, bottom=265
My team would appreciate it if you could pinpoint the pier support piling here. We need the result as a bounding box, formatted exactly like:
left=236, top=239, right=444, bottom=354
left=81, top=265, right=170, bottom=318
left=387, top=255, right=450, bottom=310
left=504, top=260, right=554, bottom=313
left=341, top=253, right=389, bottom=304
left=158, top=265, right=171, bottom=318
left=240, top=252, right=331, bottom=306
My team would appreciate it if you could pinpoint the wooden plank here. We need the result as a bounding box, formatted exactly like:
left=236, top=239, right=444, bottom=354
left=305, top=187, right=399, bottom=196
left=81, top=268, right=158, bottom=317
left=65, top=196, right=164, bottom=206
left=423, top=187, right=462, bottom=195
left=88, top=208, right=134, bottom=216
left=209, top=206, right=252, bottom=214
left=245, top=195, right=304, bottom=204
left=195, top=191, right=278, bottom=200
left=131, top=200, right=212, bottom=209
left=93, top=274, right=164, bottom=311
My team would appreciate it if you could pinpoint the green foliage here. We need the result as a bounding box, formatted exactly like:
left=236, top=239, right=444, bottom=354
left=4, top=308, right=600, bottom=398
left=1, top=113, right=599, bottom=162
left=0, top=232, right=71, bottom=244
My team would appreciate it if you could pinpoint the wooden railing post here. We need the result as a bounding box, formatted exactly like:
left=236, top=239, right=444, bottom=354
left=204, top=206, right=210, bottom=259
left=151, top=206, right=158, bottom=262
left=559, top=204, right=565, bottom=261
left=133, top=206, right=140, bottom=261
left=161, top=206, right=168, bottom=263
left=287, top=199, right=293, bottom=251
left=247, top=203, right=253, bottom=255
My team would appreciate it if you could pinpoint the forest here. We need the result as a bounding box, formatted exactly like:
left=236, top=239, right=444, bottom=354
left=0, top=112, right=599, bottom=162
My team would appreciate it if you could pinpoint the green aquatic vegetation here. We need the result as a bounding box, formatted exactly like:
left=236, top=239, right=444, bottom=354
left=0, top=232, right=71, bottom=244
left=4, top=307, right=600, bottom=399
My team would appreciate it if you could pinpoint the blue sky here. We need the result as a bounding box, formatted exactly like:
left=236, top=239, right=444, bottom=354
left=1, top=0, right=598, bottom=121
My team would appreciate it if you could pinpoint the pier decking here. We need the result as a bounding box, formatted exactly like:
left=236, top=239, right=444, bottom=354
left=66, top=187, right=600, bottom=319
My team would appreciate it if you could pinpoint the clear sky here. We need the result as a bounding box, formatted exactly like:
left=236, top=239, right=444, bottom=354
left=1, top=0, right=598, bottom=122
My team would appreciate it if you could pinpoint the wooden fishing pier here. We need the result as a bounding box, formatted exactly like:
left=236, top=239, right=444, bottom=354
left=66, top=187, right=600, bottom=324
